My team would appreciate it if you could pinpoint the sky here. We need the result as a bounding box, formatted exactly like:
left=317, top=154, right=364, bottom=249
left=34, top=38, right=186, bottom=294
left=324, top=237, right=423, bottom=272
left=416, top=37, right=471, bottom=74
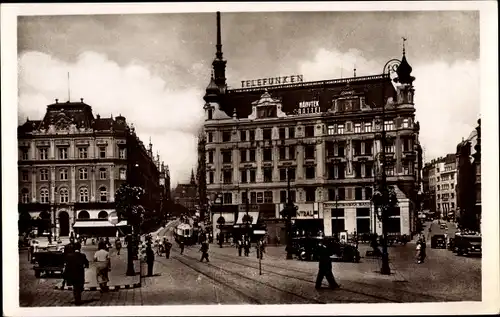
left=17, top=10, right=480, bottom=186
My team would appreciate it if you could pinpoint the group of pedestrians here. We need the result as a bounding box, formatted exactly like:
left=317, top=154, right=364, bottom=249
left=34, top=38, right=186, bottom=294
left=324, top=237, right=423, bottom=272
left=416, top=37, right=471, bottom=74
left=235, top=237, right=266, bottom=259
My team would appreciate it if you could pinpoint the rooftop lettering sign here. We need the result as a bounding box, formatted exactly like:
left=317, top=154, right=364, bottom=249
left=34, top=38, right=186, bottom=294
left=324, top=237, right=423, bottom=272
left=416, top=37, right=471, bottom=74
left=241, top=75, right=304, bottom=88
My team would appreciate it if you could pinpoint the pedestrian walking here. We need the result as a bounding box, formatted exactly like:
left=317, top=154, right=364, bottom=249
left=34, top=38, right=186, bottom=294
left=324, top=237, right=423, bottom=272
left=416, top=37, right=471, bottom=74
left=237, top=239, right=243, bottom=257
left=315, top=242, right=340, bottom=290
left=94, top=241, right=111, bottom=292
left=64, top=242, right=89, bottom=305
left=61, top=243, right=74, bottom=288
left=416, top=239, right=423, bottom=263
left=146, top=244, right=155, bottom=276
left=179, top=240, right=185, bottom=255
left=244, top=239, right=250, bottom=257
left=164, top=238, right=172, bottom=259
left=199, top=241, right=210, bottom=262
left=258, top=239, right=265, bottom=260
left=48, top=232, right=52, bottom=244
left=115, top=237, right=122, bottom=255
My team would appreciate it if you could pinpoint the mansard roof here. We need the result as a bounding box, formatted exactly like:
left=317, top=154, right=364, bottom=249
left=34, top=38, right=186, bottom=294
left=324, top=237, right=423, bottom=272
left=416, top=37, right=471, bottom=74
left=219, top=74, right=397, bottom=119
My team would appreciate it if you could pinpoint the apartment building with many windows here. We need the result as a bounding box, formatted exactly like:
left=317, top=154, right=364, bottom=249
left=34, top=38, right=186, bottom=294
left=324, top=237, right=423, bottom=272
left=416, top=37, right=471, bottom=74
left=200, top=13, right=422, bottom=242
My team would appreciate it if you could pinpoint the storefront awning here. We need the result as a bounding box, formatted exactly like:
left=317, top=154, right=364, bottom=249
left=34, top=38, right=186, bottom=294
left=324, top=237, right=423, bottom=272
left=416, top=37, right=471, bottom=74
left=73, top=220, right=128, bottom=228
left=235, top=211, right=259, bottom=225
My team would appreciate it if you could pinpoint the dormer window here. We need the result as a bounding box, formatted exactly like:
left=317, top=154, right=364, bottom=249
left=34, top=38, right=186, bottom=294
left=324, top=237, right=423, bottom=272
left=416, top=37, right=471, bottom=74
left=208, top=109, right=213, bottom=120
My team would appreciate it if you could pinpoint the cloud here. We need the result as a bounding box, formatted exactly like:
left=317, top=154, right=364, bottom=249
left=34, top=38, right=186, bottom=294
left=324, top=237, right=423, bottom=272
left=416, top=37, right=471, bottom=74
left=296, top=48, right=480, bottom=161
left=18, top=50, right=206, bottom=186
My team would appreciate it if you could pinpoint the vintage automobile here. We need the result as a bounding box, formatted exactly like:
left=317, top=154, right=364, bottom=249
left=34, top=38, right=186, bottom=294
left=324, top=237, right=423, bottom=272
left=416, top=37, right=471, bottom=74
left=32, top=245, right=65, bottom=278
left=293, top=236, right=360, bottom=263
left=430, top=234, right=447, bottom=249
left=454, top=234, right=482, bottom=256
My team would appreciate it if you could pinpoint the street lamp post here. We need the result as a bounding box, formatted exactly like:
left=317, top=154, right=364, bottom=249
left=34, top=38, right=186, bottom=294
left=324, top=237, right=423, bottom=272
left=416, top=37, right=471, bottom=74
left=334, top=192, right=339, bottom=239
left=284, top=167, right=297, bottom=260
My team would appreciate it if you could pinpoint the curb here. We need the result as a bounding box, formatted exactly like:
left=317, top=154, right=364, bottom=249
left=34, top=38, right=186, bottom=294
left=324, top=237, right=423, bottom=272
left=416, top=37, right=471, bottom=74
left=54, top=282, right=141, bottom=291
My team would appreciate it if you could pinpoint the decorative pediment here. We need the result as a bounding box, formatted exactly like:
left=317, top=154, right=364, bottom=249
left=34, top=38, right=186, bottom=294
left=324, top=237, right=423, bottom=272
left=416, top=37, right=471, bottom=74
left=52, top=109, right=73, bottom=131
left=248, top=89, right=287, bottom=120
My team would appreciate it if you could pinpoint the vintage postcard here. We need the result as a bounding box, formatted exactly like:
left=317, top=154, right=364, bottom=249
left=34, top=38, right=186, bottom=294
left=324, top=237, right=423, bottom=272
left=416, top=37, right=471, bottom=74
left=2, top=1, right=499, bottom=316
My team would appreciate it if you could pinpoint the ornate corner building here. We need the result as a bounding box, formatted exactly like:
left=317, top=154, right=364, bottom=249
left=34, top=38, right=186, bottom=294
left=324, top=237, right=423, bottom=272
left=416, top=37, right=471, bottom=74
left=17, top=99, right=169, bottom=237
left=200, top=12, right=423, bottom=242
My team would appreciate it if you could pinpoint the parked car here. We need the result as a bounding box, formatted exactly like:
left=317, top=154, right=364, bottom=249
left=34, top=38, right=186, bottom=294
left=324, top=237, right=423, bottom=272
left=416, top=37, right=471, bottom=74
left=431, top=234, right=446, bottom=249
left=454, top=234, right=482, bottom=256
left=32, top=245, right=65, bottom=278
left=293, top=236, right=360, bottom=263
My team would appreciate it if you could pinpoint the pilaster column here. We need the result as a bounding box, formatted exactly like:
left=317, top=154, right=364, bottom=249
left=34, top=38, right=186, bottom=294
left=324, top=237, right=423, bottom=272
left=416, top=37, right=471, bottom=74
left=109, top=165, right=115, bottom=202
left=272, top=144, right=279, bottom=181
left=71, top=166, right=76, bottom=202
left=256, top=147, right=262, bottom=183
left=31, top=168, right=37, bottom=202
left=396, top=135, right=402, bottom=173
left=70, top=139, right=75, bottom=159
left=91, top=166, right=96, bottom=202
left=346, top=138, right=354, bottom=178
left=316, top=140, right=324, bottom=179
left=50, top=167, right=56, bottom=203
left=89, top=139, right=96, bottom=159
left=232, top=146, right=239, bottom=184
left=50, top=139, right=55, bottom=159
left=297, top=144, right=304, bottom=180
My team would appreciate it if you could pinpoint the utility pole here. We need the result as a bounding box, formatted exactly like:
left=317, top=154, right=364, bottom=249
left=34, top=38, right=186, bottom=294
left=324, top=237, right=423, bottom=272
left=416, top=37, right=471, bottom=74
left=379, top=98, right=391, bottom=275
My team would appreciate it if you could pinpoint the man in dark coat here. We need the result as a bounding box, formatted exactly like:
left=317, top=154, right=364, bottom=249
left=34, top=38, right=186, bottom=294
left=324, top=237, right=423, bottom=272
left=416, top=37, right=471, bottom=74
left=200, top=241, right=209, bottom=262
left=315, top=242, right=340, bottom=290
left=164, top=238, right=172, bottom=259
left=179, top=240, right=185, bottom=255
left=64, top=243, right=89, bottom=305
left=146, top=244, right=155, bottom=276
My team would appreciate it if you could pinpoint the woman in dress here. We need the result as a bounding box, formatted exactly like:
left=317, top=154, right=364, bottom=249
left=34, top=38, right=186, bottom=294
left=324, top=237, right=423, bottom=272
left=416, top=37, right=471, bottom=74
left=94, top=241, right=111, bottom=292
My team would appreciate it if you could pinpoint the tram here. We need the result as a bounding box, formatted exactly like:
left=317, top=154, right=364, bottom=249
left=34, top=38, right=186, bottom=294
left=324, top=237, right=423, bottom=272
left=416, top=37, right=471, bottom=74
left=174, top=223, right=198, bottom=245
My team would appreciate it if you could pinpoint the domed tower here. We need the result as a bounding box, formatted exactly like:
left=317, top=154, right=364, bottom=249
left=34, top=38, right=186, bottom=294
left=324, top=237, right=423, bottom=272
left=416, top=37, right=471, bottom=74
left=393, top=38, right=415, bottom=105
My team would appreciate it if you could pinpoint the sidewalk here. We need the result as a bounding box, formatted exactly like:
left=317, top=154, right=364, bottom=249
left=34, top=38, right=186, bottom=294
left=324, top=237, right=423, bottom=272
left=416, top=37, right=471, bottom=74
left=55, top=245, right=141, bottom=291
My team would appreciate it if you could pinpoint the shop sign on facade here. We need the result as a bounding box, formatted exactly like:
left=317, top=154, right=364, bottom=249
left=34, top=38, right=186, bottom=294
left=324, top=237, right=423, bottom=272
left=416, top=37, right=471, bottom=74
left=241, top=75, right=304, bottom=88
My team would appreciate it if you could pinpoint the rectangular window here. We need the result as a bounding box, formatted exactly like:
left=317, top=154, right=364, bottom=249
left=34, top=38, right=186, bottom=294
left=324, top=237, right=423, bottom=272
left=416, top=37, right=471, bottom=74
left=21, top=148, right=29, bottom=160
left=356, top=208, right=370, bottom=217
left=287, top=168, right=296, bottom=181
left=385, top=142, right=395, bottom=153
left=288, top=127, right=295, bottom=139
left=208, top=171, right=214, bottom=184
left=305, top=188, right=316, bottom=202
left=353, top=141, right=361, bottom=156
left=59, top=147, right=68, bottom=159
left=279, top=147, right=286, bottom=160
left=250, top=192, right=257, bottom=204
left=337, top=187, right=346, bottom=200
left=354, top=123, right=362, bottom=133
left=279, top=168, right=287, bottom=181
left=327, top=125, right=335, bottom=135
left=78, top=147, right=88, bottom=159
left=39, top=148, right=48, bottom=160
left=99, top=147, right=106, bottom=158
left=223, top=193, right=232, bottom=205
left=249, top=149, right=256, bottom=162
left=99, top=169, right=107, bottom=179
left=119, top=169, right=126, bottom=180
left=365, top=187, right=373, bottom=200
left=326, top=142, right=334, bottom=157
left=337, top=124, right=345, bottom=135
left=249, top=130, right=255, bottom=141
left=384, top=120, right=394, bottom=131
left=364, top=122, right=372, bottom=133
left=355, top=162, right=362, bottom=178
left=241, top=170, right=247, bottom=183
left=242, top=191, right=248, bottom=204
left=257, top=192, right=264, bottom=204
left=223, top=170, right=232, bottom=184
left=305, top=126, right=314, bottom=137
left=305, top=166, right=316, bottom=179
left=279, top=128, right=286, bottom=139
left=263, top=128, right=272, bottom=140
left=222, top=151, right=232, bottom=164
left=288, top=146, right=296, bottom=160
left=280, top=190, right=287, bottom=203
left=208, top=151, right=214, bottom=164
left=328, top=164, right=335, bottom=180
left=356, top=218, right=371, bottom=234
left=222, top=131, right=231, bottom=142
left=402, top=118, right=410, bottom=128
left=328, top=188, right=336, bottom=201
left=240, top=149, right=246, bottom=162
left=264, top=191, right=273, bottom=203
left=365, top=141, right=373, bottom=155
left=385, top=166, right=395, bottom=176
left=337, top=144, right=345, bottom=157
left=263, top=148, right=272, bottom=161
left=208, top=132, right=213, bottom=143
left=263, top=168, right=273, bottom=182
left=305, top=145, right=315, bottom=159
left=332, top=208, right=345, bottom=218
left=119, top=148, right=126, bottom=159
left=355, top=187, right=363, bottom=200
left=240, top=130, right=247, bottom=141
left=338, top=163, right=345, bottom=179
left=22, top=171, right=29, bottom=181
left=250, top=170, right=256, bottom=183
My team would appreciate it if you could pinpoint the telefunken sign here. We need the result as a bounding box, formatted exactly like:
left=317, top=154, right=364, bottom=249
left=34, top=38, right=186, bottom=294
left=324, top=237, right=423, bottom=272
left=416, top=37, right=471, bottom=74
left=241, top=74, right=304, bottom=88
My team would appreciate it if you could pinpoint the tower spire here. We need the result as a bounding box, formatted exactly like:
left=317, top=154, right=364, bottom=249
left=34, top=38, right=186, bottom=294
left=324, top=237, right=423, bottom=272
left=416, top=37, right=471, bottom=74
left=216, top=11, right=223, bottom=60
left=402, top=37, right=407, bottom=56
left=212, top=11, right=227, bottom=92
left=67, top=72, right=71, bottom=102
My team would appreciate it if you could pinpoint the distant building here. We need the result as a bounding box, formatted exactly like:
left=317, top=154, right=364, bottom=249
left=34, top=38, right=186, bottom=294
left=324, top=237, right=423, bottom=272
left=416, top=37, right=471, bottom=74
left=200, top=12, right=422, bottom=242
left=455, top=119, right=481, bottom=231
left=172, top=170, right=198, bottom=214
left=17, top=99, right=165, bottom=237
left=423, top=154, right=457, bottom=221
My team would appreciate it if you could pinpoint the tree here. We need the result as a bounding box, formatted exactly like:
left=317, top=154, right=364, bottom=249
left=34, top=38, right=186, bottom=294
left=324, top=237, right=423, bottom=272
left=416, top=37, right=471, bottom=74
left=115, top=183, right=145, bottom=276
left=18, top=210, right=33, bottom=235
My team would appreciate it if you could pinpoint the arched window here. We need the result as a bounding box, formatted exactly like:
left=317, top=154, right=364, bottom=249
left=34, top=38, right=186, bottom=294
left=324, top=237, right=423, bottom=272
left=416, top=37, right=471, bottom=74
left=40, top=188, right=49, bottom=203
left=79, top=168, right=88, bottom=180
left=99, top=168, right=107, bottom=180
left=21, top=188, right=30, bottom=204
left=119, top=168, right=126, bottom=180
left=60, top=168, right=68, bottom=180
left=78, top=210, right=90, bottom=219
left=79, top=187, right=89, bottom=202
left=60, top=187, right=69, bottom=203
left=99, top=186, right=107, bottom=202
left=98, top=210, right=108, bottom=219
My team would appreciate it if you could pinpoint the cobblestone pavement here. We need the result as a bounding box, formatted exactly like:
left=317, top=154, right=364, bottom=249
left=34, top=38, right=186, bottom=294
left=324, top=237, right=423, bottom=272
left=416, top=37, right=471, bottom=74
left=18, top=220, right=480, bottom=307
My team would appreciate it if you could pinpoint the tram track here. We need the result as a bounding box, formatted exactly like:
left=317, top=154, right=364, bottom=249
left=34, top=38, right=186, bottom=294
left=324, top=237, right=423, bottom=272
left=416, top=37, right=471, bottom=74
left=207, top=250, right=452, bottom=303
left=169, top=250, right=326, bottom=304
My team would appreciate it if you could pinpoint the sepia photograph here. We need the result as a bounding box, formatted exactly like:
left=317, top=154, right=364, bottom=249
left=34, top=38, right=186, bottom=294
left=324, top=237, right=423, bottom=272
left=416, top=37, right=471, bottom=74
left=2, top=2, right=499, bottom=316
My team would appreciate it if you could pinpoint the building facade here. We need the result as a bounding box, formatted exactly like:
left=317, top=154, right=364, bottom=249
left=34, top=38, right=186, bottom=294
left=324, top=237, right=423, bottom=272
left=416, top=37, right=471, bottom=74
left=172, top=170, right=198, bottom=214
left=17, top=99, right=165, bottom=237
left=455, top=119, right=481, bottom=231
left=200, top=12, right=422, bottom=242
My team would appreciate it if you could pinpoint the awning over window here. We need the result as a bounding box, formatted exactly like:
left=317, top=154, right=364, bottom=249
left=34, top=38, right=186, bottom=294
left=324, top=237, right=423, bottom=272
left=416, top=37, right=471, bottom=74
left=235, top=211, right=259, bottom=225
left=73, top=220, right=128, bottom=228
